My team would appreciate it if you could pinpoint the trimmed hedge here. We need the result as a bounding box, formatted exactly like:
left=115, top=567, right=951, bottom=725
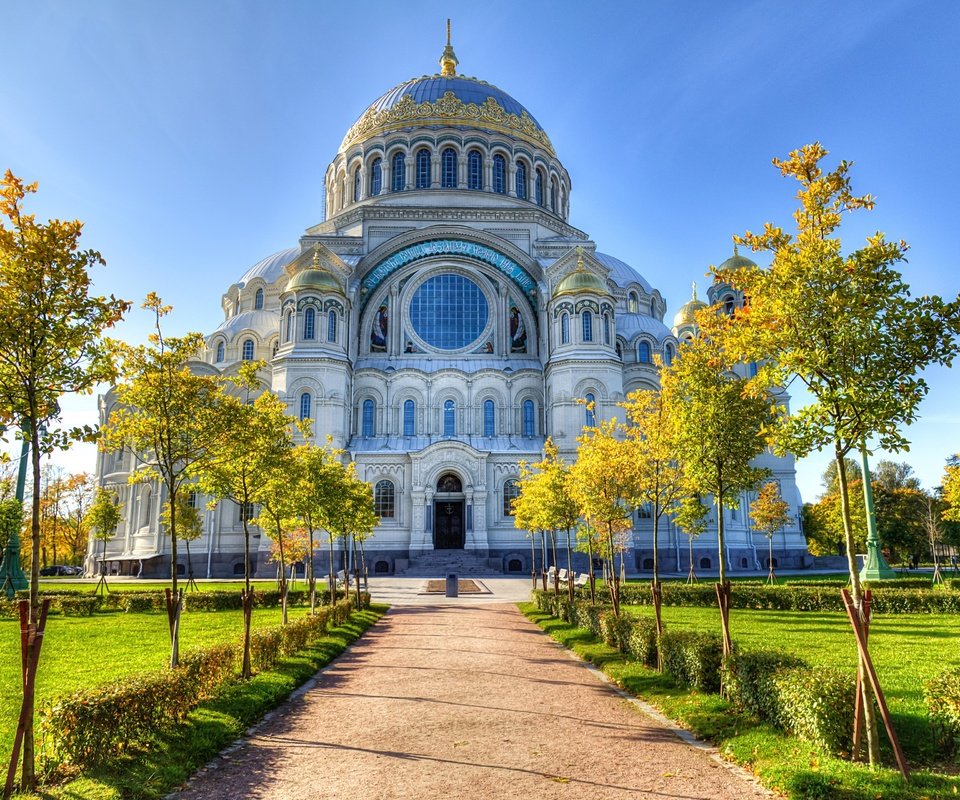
left=722, top=649, right=808, bottom=723
left=771, top=667, right=854, bottom=754
left=38, top=595, right=369, bottom=769
left=611, top=582, right=960, bottom=614
left=925, top=666, right=960, bottom=755
left=658, top=630, right=724, bottom=693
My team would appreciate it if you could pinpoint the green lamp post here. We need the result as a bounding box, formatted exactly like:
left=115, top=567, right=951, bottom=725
left=0, top=434, right=30, bottom=598
left=858, top=440, right=896, bottom=581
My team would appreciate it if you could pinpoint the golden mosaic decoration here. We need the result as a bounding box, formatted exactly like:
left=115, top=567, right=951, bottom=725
left=340, top=83, right=556, bottom=156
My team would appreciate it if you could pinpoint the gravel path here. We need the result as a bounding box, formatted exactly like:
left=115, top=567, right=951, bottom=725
left=176, top=603, right=772, bottom=799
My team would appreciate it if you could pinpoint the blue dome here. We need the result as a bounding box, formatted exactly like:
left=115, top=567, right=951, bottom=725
left=369, top=76, right=544, bottom=132
left=341, top=73, right=554, bottom=155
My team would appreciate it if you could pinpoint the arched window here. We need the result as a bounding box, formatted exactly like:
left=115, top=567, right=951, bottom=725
left=638, top=341, right=652, bottom=363
left=585, top=393, right=596, bottom=427
left=467, top=150, right=483, bottom=190
left=391, top=151, right=405, bottom=191
left=522, top=399, right=535, bottom=437
left=603, top=314, right=611, bottom=345
left=535, top=169, right=544, bottom=206
left=582, top=310, right=593, bottom=342
left=416, top=148, right=431, bottom=189
left=272, top=340, right=279, bottom=357
left=353, top=167, right=362, bottom=202
left=492, top=154, right=506, bottom=193
left=215, top=341, right=224, bottom=362
left=550, top=177, right=559, bottom=212
left=362, top=399, right=375, bottom=437
left=188, top=491, right=198, bottom=509
left=242, top=339, right=254, bottom=361
left=628, top=292, right=639, bottom=313
left=254, top=288, right=264, bottom=310
left=374, top=480, right=395, bottom=518
left=327, top=310, right=337, bottom=343
left=723, top=295, right=736, bottom=316
left=142, top=488, right=153, bottom=528
left=299, top=392, right=312, bottom=421
left=369, top=157, right=382, bottom=196
left=303, top=307, right=315, bottom=340
left=403, top=399, right=415, bottom=436
left=561, top=312, right=569, bottom=344
left=503, top=479, right=520, bottom=517
left=285, top=311, right=294, bottom=342
left=443, top=399, right=455, bottom=436
left=663, top=343, right=674, bottom=366
left=515, top=161, right=527, bottom=199
left=441, top=148, right=457, bottom=188
left=483, top=399, right=495, bottom=437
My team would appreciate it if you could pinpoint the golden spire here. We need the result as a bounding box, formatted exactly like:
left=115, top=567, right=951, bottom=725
left=312, top=242, right=322, bottom=268
left=733, top=242, right=739, bottom=257
left=691, top=281, right=698, bottom=301
left=439, top=18, right=459, bottom=76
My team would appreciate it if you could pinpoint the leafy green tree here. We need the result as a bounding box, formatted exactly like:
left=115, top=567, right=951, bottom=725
left=102, top=295, right=231, bottom=668
left=674, top=494, right=708, bottom=583
left=320, top=465, right=376, bottom=609
left=196, top=366, right=297, bottom=676
left=512, top=459, right=550, bottom=591
left=86, top=487, right=122, bottom=595
left=661, top=334, right=772, bottom=654
left=254, top=444, right=300, bottom=625
left=536, top=440, right=581, bottom=601
left=622, top=381, right=686, bottom=630
left=290, top=443, right=343, bottom=613
left=751, top=481, right=791, bottom=583
left=161, top=495, right=202, bottom=588
left=63, top=472, right=95, bottom=565
left=0, top=171, right=128, bottom=790
left=708, top=142, right=960, bottom=764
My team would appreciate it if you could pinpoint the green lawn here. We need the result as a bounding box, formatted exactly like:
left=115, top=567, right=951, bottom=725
left=623, top=602, right=960, bottom=765
left=0, top=604, right=316, bottom=765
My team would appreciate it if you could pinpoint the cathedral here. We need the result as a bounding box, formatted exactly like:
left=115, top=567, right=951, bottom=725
left=91, top=31, right=808, bottom=578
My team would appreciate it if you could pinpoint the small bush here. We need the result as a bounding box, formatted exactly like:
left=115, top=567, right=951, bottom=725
left=599, top=609, right=633, bottom=652
left=722, top=649, right=808, bottom=723
left=771, top=667, right=854, bottom=754
left=658, top=630, right=723, bottom=693
left=626, top=616, right=659, bottom=667
left=925, top=666, right=960, bottom=754
left=55, top=595, right=101, bottom=616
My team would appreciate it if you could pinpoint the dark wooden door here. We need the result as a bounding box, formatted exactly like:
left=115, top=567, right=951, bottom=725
left=434, top=501, right=464, bottom=549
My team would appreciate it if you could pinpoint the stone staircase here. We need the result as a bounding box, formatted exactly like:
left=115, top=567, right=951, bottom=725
left=397, top=550, right=501, bottom=577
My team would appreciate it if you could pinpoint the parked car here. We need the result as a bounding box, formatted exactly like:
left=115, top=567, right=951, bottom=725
left=39, top=565, right=81, bottom=576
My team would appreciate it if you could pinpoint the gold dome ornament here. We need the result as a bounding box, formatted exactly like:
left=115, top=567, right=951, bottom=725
left=672, top=281, right=708, bottom=328
left=440, top=19, right=459, bottom=77
left=553, top=248, right=608, bottom=297
left=285, top=245, right=342, bottom=293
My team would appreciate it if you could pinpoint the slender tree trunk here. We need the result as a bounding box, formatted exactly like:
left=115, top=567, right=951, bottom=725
left=606, top=523, right=620, bottom=616
left=586, top=532, right=596, bottom=604
left=652, top=503, right=663, bottom=635
left=240, top=502, right=252, bottom=680
left=565, top=526, right=575, bottom=603
left=836, top=448, right=880, bottom=765
left=276, top=520, right=288, bottom=625
left=715, top=487, right=732, bottom=657
left=550, top=531, right=559, bottom=594
left=352, top=535, right=362, bottom=610
left=308, top=526, right=316, bottom=613
left=328, top=534, right=336, bottom=606
left=540, top=531, right=548, bottom=591
left=530, top=534, right=537, bottom=591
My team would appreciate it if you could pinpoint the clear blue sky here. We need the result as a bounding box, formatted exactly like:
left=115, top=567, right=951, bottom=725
left=3, top=0, right=958, bottom=502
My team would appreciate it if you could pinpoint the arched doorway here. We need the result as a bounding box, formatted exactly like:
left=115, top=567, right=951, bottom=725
left=434, top=472, right=464, bottom=549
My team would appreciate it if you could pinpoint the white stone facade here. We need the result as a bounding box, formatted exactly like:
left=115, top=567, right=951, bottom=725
left=89, top=44, right=808, bottom=579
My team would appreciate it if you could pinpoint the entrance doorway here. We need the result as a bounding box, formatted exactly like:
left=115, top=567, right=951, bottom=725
left=434, top=500, right=464, bottom=549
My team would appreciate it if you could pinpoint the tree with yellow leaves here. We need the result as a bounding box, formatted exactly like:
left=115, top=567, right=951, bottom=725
left=622, top=380, right=687, bottom=632
left=569, top=416, right=639, bottom=616
left=0, top=171, right=128, bottom=792
left=750, top=481, right=791, bottom=584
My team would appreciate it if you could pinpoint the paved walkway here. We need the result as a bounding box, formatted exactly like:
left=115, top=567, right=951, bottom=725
left=176, top=602, right=771, bottom=799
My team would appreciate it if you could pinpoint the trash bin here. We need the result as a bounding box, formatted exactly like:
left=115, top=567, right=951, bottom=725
left=446, top=573, right=458, bottom=598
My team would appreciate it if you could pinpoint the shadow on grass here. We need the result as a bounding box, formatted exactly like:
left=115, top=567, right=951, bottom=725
left=33, top=607, right=386, bottom=800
